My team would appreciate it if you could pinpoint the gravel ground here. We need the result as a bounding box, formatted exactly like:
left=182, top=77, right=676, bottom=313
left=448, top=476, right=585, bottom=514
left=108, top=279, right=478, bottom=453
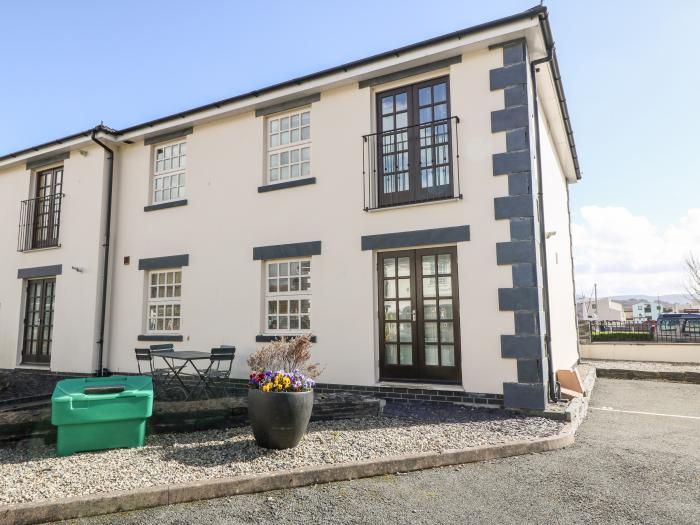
left=0, top=408, right=562, bottom=506
left=583, top=358, right=700, bottom=373
left=68, top=379, right=700, bottom=525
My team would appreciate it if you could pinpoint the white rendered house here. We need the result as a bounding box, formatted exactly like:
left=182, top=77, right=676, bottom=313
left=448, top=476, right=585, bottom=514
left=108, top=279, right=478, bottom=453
left=0, top=6, right=581, bottom=410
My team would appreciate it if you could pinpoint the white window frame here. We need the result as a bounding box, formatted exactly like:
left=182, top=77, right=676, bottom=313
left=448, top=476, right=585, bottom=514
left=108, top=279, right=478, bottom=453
left=146, top=269, right=182, bottom=334
left=266, top=108, right=311, bottom=185
left=264, top=259, right=312, bottom=334
left=152, top=139, right=187, bottom=204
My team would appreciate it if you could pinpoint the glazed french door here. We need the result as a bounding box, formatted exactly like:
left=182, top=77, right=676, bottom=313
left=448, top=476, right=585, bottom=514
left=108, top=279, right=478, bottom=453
left=21, top=277, right=56, bottom=364
left=33, top=166, right=63, bottom=248
left=376, top=76, right=454, bottom=207
left=378, top=247, right=461, bottom=383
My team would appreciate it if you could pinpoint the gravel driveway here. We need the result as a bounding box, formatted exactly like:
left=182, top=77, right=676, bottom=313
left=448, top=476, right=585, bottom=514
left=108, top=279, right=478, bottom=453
left=0, top=405, right=562, bottom=505
left=65, top=379, right=700, bottom=525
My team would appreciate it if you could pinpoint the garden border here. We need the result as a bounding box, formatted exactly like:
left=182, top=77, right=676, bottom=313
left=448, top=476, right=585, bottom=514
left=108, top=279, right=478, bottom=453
left=0, top=430, right=574, bottom=525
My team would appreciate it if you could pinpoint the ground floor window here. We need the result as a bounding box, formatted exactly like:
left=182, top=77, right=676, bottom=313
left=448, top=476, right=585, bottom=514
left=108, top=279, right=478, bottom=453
left=265, top=259, right=311, bottom=332
left=147, top=269, right=182, bottom=333
left=22, top=277, right=56, bottom=364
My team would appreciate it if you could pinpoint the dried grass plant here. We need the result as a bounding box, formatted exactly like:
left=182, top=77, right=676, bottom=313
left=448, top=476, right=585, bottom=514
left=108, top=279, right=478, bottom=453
left=247, top=334, right=323, bottom=378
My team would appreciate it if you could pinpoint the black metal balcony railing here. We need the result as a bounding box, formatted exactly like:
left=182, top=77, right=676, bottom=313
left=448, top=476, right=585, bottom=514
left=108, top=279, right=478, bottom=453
left=362, top=116, right=461, bottom=211
left=18, top=194, right=63, bottom=252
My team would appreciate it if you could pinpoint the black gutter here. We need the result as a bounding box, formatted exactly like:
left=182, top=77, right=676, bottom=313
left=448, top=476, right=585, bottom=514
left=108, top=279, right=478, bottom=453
left=0, top=6, right=548, bottom=162
left=530, top=10, right=559, bottom=402
left=90, top=129, right=115, bottom=377
left=537, top=12, right=581, bottom=180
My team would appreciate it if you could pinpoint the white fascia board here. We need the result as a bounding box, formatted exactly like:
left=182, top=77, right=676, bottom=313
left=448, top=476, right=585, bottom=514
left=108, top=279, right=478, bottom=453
left=536, top=62, right=578, bottom=183
left=0, top=132, right=117, bottom=171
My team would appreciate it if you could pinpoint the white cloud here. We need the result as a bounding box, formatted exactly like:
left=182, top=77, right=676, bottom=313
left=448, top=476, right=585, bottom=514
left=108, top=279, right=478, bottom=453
left=571, top=206, right=700, bottom=297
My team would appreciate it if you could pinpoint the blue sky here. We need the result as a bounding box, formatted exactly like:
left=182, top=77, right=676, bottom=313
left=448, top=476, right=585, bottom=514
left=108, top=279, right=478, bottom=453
left=2, top=1, right=698, bottom=295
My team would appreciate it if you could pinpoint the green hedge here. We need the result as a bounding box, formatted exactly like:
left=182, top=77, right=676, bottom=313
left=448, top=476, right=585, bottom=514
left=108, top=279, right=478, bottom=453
left=591, top=332, right=653, bottom=342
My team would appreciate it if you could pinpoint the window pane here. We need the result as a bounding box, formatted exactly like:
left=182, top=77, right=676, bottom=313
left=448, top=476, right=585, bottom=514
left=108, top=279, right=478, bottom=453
left=438, top=277, right=452, bottom=296
left=400, top=345, right=413, bottom=365
left=301, top=277, right=311, bottom=291
left=382, top=115, right=394, bottom=131
left=434, top=103, right=448, bottom=120
left=300, top=300, right=310, bottom=313
left=385, top=344, right=398, bottom=365
left=300, top=261, right=311, bottom=275
left=439, top=299, right=453, bottom=320
left=395, top=92, right=407, bottom=112
left=395, top=112, right=407, bottom=128
left=419, top=87, right=431, bottom=105
left=422, top=256, right=436, bottom=276
left=290, top=316, right=299, bottom=329
left=301, top=112, right=310, bottom=126
left=440, top=322, right=454, bottom=343
left=280, top=117, right=289, bottom=131
left=437, top=254, right=451, bottom=274
left=268, top=316, right=278, bottom=329
left=397, top=278, right=411, bottom=298
left=397, top=257, right=410, bottom=277
left=301, top=315, right=311, bottom=329
left=399, top=322, right=412, bottom=342
left=419, top=107, right=432, bottom=123
left=279, top=316, right=288, bottom=329
left=384, top=280, right=396, bottom=299
left=424, top=322, right=438, bottom=342
left=433, top=83, right=447, bottom=103
left=384, top=301, right=397, bottom=320
left=381, top=96, right=393, bottom=115
left=268, top=279, right=278, bottom=293
left=441, top=346, right=455, bottom=366
left=279, top=263, right=289, bottom=276
left=268, top=301, right=277, bottom=314
left=385, top=323, right=397, bottom=342
left=398, top=300, right=412, bottom=320
left=425, top=345, right=439, bottom=366
left=423, top=277, right=437, bottom=297
left=383, top=258, right=395, bottom=278
left=279, top=278, right=289, bottom=292
left=290, top=277, right=300, bottom=291
left=270, top=119, right=279, bottom=133
left=424, top=300, right=437, bottom=320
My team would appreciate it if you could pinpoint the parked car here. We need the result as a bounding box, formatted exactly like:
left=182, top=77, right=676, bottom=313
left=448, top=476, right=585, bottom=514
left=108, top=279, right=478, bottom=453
left=656, top=313, right=700, bottom=342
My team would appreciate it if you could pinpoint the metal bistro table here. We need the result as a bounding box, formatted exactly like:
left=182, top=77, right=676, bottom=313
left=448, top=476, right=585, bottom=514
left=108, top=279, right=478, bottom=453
left=150, top=350, right=211, bottom=400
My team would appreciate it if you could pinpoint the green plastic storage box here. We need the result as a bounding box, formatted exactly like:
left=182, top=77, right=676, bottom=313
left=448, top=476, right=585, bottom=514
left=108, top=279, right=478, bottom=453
left=51, top=375, right=153, bottom=456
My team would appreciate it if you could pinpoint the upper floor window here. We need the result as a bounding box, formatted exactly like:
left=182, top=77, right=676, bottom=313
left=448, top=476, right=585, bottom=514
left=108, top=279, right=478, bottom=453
left=153, top=140, right=186, bottom=203
left=267, top=110, right=311, bottom=184
left=147, top=269, right=182, bottom=333
left=374, top=76, right=454, bottom=208
left=265, top=259, right=311, bottom=332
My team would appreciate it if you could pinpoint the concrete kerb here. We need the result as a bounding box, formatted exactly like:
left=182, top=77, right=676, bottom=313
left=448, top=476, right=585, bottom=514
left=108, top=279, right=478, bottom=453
left=594, top=368, right=700, bottom=384
left=0, top=431, right=575, bottom=525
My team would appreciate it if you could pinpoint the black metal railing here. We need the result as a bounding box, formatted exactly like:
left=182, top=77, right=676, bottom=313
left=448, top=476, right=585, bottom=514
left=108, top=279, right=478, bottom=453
left=588, top=319, right=700, bottom=343
left=362, top=116, right=461, bottom=210
left=18, top=194, right=63, bottom=252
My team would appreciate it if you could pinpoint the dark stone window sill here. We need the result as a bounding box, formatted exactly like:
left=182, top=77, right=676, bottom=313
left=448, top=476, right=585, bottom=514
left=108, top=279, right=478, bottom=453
left=258, top=177, right=316, bottom=193
left=144, top=199, right=188, bottom=212
left=256, top=334, right=317, bottom=343
left=137, top=334, right=184, bottom=342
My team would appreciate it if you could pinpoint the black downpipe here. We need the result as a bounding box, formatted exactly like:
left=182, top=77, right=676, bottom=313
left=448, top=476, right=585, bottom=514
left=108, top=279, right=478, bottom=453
left=531, top=12, right=559, bottom=403
left=90, top=129, right=114, bottom=377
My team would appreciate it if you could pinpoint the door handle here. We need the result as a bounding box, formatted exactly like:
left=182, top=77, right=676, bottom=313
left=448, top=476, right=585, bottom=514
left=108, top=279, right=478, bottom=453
left=412, top=309, right=417, bottom=322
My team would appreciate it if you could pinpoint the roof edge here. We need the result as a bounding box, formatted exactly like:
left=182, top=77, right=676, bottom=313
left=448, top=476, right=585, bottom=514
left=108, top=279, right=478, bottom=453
left=1, top=5, right=550, bottom=164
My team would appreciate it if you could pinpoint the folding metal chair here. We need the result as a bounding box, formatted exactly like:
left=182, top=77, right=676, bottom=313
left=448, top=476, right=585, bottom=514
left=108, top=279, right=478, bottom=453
left=197, top=345, right=236, bottom=398
left=134, top=348, right=172, bottom=392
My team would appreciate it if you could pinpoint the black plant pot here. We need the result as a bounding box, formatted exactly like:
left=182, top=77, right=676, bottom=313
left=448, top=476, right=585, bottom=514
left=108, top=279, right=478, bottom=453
left=247, top=388, right=314, bottom=449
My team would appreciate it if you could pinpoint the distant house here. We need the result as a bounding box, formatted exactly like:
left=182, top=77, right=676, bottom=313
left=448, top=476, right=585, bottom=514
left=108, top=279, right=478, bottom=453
left=577, top=297, right=625, bottom=322
left=594, top=298, right=626, bottom=322
left=633, top=301, right=663, bottom=321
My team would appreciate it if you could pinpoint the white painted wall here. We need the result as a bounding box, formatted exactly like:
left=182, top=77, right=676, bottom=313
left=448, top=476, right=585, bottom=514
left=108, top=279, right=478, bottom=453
left=0, top=36, right=578, bottom=397
left=581, top=343, right=700, bottom=364
left=104, top=47, right=518, bottom=394
left=0, top=146, right=108, bottom=373
left=538, top=100, right=579, bottom=372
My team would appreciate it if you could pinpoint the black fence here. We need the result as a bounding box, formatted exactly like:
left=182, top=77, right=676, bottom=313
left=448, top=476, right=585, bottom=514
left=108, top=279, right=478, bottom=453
left=18, top=194, right=63, bottom=252
left=362, top=116, right=461, bottom=210
left=588, top=320, right=700, bottom=343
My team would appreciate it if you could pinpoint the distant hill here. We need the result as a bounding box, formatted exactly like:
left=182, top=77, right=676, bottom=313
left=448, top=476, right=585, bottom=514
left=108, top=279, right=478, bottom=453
left=609, top=294, right=692, bottom=304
